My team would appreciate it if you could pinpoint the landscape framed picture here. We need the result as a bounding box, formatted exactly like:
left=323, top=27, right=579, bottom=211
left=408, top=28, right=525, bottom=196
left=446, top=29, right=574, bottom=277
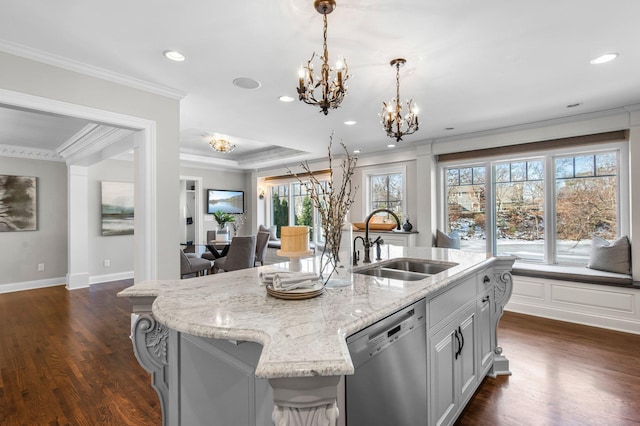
left=0, top=174, right=37, bottom=232
left=101, top=181, right=134, bottom=236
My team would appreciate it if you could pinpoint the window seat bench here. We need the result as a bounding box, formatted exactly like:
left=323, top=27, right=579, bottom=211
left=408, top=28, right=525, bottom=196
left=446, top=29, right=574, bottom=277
left=508, top=262, right=640, bottom=334
left=512, top=262, right=637, bottom=288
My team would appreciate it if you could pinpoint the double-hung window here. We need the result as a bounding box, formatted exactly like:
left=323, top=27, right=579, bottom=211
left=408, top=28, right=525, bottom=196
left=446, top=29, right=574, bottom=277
left=364, top=166, right=406, bottom=220
left=439, top=140, right=628, bottom=265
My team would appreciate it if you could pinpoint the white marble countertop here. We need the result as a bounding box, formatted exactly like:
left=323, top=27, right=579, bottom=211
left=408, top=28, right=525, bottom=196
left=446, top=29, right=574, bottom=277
left=119, top=246, right=499, bottom=379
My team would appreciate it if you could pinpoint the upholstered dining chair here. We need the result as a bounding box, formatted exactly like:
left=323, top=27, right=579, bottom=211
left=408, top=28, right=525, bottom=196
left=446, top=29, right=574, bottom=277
left=254, top=231, right=270, bottom=267
left=213, top=235, right=256, bottom=273
left=180, top=249, right=212, bottom=278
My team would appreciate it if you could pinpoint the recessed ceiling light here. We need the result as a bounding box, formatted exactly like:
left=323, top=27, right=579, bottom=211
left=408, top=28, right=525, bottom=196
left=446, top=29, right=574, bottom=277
left=344, top=120, right=357, bottom=126
left=163, top=50, right=186, bottom=62
left=566, top=102, right=583, bottom=108
left=233, top=77, right=261, bottom=90
left=387, top=144, right=396, bottom=148
left=279, top=95, right=294, bottom=102
left=353, top=149, right=362, bottom=154
left=590, top=53, right=619, bottom=65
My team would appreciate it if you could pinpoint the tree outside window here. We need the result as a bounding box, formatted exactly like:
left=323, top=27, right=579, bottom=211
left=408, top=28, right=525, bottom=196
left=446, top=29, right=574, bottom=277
left=370, top=172, right=403, bottom=220
left=442, top=148, right=621, bottom=265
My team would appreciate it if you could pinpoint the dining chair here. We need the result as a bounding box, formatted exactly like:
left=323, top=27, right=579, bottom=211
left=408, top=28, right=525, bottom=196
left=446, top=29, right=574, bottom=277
left=180, top=249, right=212, bottom=278
left=213, top=235, right=256, bottom=273
left=254, top=231, right=270, bottom=267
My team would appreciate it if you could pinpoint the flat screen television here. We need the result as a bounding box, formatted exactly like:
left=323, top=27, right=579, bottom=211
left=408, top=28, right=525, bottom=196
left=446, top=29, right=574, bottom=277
left=207, top=189, right=244, bottom=214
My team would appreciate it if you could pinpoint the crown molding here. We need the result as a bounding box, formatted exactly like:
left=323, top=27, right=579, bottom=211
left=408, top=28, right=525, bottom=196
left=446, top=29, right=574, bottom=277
left=0, top=39, right=186, bottom=100
left=0, top=143, right=63, bottom=161
left=57, top=124, right=134, bottom=160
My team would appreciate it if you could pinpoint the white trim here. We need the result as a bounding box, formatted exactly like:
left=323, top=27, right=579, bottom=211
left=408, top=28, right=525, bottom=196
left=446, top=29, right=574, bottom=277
left=180, top=175, right=203, bottom=245
left=0, top=277, right=65, bottom=294
left=0, top=40, right=186, bottom=100
left=0, top=88, right=158, bottom=283
left=0, top=143, right=64, bottom=161
left=90, top=271, right=134, bottom=285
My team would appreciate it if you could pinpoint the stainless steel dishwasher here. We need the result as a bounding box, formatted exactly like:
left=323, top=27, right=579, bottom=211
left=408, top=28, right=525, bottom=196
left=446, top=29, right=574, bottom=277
left=345, top=299, right=427, bottom=426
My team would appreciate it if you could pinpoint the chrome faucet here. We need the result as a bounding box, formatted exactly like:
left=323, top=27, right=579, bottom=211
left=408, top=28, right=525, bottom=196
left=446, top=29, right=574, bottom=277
left=362, top=208, right=402, bottom=263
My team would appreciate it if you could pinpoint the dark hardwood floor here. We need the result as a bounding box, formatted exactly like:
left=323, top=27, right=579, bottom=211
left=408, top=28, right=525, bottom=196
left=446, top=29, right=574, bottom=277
left=0, top=281, right=162, bottom=426
left=1, top=280, right=638, bottom=425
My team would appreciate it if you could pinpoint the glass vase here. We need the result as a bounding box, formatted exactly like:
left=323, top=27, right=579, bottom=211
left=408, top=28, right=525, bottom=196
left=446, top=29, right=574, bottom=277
left=319, top=221, right=353, bottom=287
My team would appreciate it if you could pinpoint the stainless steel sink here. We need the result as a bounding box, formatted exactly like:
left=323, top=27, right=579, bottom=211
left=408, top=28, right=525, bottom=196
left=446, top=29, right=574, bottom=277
left=355, top=259, right=457, bottom=281
left=382, top=259, right=456, bottom=275
left=356, top=267, right=428, bottom=281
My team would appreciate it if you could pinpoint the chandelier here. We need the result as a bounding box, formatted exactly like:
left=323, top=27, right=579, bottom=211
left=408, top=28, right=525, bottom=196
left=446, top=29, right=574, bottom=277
left=297, top=0, right=349, bottom=115
left=380, top=58, right=419, bottom=142
left=209, top=138, right=236, bottom=153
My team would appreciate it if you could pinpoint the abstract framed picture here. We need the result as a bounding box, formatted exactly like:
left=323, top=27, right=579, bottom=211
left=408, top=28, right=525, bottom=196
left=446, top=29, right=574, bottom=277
left=0, top=174, right=37, bottom=232
left=101, top=181, right=134, bottom=236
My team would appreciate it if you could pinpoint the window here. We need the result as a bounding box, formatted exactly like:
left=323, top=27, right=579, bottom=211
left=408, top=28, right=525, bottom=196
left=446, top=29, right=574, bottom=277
left=495, top=159, right=544, bottom=261
left=554, top=152, right=618, bottom=263
left=445, top=166, right=486, bottom=251
left=441, top=144, right=626, bottom=265
left=268, top=180, right=328, bottom=243
left=364, top=166, right=406, bottom=220
left=270, top=184, right=289, bottom=238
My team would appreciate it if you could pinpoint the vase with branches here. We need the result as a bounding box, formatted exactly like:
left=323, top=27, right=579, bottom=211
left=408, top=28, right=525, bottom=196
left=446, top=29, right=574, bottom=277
left=290, top=133, right=358, bottom=284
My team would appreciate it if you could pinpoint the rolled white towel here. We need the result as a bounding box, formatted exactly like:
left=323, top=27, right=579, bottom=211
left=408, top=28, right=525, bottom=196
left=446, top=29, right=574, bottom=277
left=260, top=271, right=314, bottom=284
left=272, top=272, right=319, bottom=290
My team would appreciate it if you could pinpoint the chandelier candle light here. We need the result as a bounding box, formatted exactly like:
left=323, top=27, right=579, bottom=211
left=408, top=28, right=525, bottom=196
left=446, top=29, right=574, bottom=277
left=381, top=58, right=419, bottom=142
left=297, top=0, right=349, bottom=115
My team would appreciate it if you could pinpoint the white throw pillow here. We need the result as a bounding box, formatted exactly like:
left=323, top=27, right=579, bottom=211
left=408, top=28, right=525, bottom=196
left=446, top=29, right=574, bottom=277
left=587, top=236, right=631, bottom=275
left=259, top=224, right=279, bottom=241
left=436, top=230, right=460, bottom=249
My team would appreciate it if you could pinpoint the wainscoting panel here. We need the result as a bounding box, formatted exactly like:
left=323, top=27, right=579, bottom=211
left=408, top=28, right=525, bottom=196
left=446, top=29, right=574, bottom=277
left=507, top=276, right=640, bottom=335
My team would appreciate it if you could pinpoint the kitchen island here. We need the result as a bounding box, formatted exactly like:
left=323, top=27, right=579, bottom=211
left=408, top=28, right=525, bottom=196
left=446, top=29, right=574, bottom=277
left=119, top=246, right=514, bottom=426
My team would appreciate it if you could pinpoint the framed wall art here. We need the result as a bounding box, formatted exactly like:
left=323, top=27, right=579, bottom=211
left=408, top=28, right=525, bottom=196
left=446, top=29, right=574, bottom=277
left=0, top=174, right=37, bottom=232
left=101, top=181, right=134, bottom=236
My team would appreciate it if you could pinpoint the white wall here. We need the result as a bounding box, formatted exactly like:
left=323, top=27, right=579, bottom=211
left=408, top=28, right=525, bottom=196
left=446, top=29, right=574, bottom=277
left=0, top=157, right=67, bottom=289
left=88, top=159, right=134, bottom=280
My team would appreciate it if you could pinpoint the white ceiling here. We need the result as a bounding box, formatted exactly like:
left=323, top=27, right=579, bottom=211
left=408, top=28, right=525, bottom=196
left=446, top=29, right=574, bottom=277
left=1, top=0, right=639, bottom=169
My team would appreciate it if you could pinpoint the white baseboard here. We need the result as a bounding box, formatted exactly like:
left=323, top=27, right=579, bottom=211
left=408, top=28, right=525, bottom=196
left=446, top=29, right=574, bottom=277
left=0, top=277, right=66, bottom=294
left=506, top=276, right=640, bottom=335
left=90, top=271, right=134, bottom=285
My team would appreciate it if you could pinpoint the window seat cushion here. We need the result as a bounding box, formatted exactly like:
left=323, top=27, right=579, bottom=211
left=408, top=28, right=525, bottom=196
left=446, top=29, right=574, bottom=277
left=512, top=262, right=636, bottom=288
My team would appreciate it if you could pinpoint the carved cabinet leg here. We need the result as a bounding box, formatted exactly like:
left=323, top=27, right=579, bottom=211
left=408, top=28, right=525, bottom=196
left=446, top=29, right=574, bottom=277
left=131, top=313, right=170, bottom=425
left=270, top=376, right=341, bottom=426
left=489, top=268, right=514, bottom=377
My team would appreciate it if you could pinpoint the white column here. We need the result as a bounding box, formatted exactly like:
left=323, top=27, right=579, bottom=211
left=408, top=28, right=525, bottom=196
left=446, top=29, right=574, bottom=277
left=416, top=142, right=436, bottom=247
left=66, top=165, right=90, bottom=290
left=627, top=122, right=640, bottom=282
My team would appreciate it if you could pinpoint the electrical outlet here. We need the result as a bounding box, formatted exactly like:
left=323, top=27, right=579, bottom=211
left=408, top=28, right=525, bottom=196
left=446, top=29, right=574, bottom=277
left=103, top=259, right=110, bottom=267
left=37, top=263, right=45, bottom=271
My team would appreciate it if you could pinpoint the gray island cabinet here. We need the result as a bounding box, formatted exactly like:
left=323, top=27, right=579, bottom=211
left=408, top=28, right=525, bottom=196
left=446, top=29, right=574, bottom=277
left=119, top=246, right=514, bottom=426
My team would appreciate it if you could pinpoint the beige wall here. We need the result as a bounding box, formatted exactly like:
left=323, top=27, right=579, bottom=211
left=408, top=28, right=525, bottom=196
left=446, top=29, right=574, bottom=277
left=0, top=157, right=67, bottom=287
left=88, top=159, right=135, bottom=278
left=179, top=166, right=252, bottom=238
left=0, top=52, right=181, bottom=280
